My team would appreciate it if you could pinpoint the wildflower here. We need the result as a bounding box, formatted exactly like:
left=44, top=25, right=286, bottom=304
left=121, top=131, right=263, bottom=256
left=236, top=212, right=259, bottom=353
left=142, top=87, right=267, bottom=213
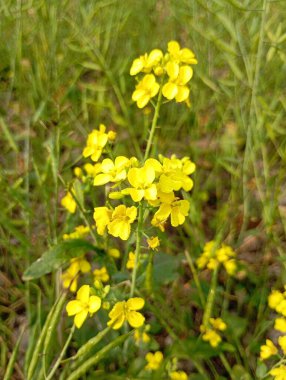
left=268, top=290, right=284, bottom=310
left=108, top=248, right=121, bottom=259
left=93, top=207, right=112, bottom=235
left=82, top=124, right=109, bottom=162
left=132, top=74, right=160, bottom=108
left=74, top=167, right=83, bottom=178
left=209, top=318, right=227, bottom=331
left=61, top=191, right=76, bottom=214
left=162, top=64, right=193, bottom=102
left=108, top=205, right=137, bottom=240
left=260, top=339, right=278, bottom=360
left=147, top=236, right=160, bottom=251
left=170, top=371, right=188, bottom=380
left=63, top=225, right=90, bottom=240
left=201, top=327, right=222, bottom=347
left=152, top=192, right=190, bottom=227
left=66, top=285, right=101, bottom=328
left=134, top=325, right=150, bottom=344
left=277, top=300, right=286, bottom=316
left=62, top=256, right=91, bottom=292
left=278, top=335, right=286, bottom=355
left=93, top=156, right=130, bottom=186
left=124, top=165, right=157, bottom=202
left=107, top=297, right=145, bottom=329
left=93, top=266, right=110, bottom=283
left=126, top=252, right=136, bottom=270
left=274, top=318, right=286, bottom=332
left=130, top=49, right=163, bottom=76
left=145, top=351, right=163, bottom=371
left=167, top=40, right=198, bottom=66
left=269, top=366, right=286, bottom=380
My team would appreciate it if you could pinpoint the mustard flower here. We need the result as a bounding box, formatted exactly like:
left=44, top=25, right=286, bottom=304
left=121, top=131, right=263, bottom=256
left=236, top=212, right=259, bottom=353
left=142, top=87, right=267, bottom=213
left=93, top=266, right=110, bottom=283
left=201, top=327, right=221, bottom=347
left=93, top=156, right=130, bottom=186
left=275, top=318, right=286, bottom=332
left=278, top=335, right=286, bottom=355
left=268, top=290, right=284, bottom=310
left=270, top=366, right=286, bottom=380
left=130, top=49, right=163, bottom=76
left=152, top=192, right=190, bottom=227
left=66, top=285, right=101, bottom=328
left=134, top=325, right=150, bottom=344
left=61, top=191, right=76, bottom=214
left=63, top=225, right=90, bottom=240
left=170, top=371, right=188, bottom=380
left=147, top=236, right=160, bottom=251
left=62, top=256, right=91, bottom=292
left=209, top=318, right=227, bottom=331
left=132, top=74, right=160, bottom=108
left=126, top=251, right=136, bottom=270
left=124, top=165, right=157, bottom=202
left=107, top=297, right=145, bottom=329
left=108, top=205, right=137, bottom=240
left=93, top=206, right=112, bottom=235
left=145, top=351, right=163, bottom=371
left=260, top=339, right=278, bottom=360
left=167, top=40, right=198, bottom=66
left=108, top=248, right=121, bottom=259
left=162, top=63, right=193, bottom=102
left=277, top=300, right=286, bottom=316
left=82, top=124, right=109, bottom=162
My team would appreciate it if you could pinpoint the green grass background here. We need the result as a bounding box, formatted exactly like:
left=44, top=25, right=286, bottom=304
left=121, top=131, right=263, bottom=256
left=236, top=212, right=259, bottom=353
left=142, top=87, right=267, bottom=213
left=0, top=0, right=286, bottom=378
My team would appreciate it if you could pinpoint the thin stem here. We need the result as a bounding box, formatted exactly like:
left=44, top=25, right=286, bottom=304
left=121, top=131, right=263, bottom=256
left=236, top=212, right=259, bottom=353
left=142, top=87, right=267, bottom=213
left=219, top=353, right=235, bottom=380
left=144, top=88, right=163, bottom=160
left=203, top=267, right=218, bottom=326
left=46, top=325, right=75, bottom=380
left=130, top=203, right=144, bottom=297
left=185, top=250, right=206, bottom=307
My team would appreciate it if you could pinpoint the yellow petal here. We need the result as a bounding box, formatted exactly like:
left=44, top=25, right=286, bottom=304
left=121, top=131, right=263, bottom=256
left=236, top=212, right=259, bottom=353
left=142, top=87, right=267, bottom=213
left=166, top=61, right=179, bottom=80
left=132, top=89, right=146, bottom=102
left=162, top=82, right=178, bottom=100
left=66, top=300, right=83, bottom=316
left=127, top=297, right=145, bottom=310
left=147, top=49, right=163, bottom=66
left=137, top=94, right=150, bottom=109
left=168, top=40, right=180, bottom=54
left=93, top=173, right=112, bottom=186
left=74, top=309, right=88, bottom=329
left=128, top=188, right=145, bottom=202
left=177, top=66, right=193, bottom=85
left=76, top=284, right=90, bottom=303
left=108, top=313, right=125, bottom=330
left=89, top=296, right=102, bottom=314
left=127, top=310, right=145, bottom=328
left=130, top=58, right=144, bottom=75
left=144, top=185, right=157, bottom=200
left=108, top=301, right=124, bottom=319
left=175, top=86, right=190, bottom=102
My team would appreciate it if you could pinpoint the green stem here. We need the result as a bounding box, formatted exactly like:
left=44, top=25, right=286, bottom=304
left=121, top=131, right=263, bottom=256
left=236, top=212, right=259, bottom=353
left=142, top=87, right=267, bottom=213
left=46, top=325, right=75, bottom=380
left=203, top=267, right=218, bottom=326
left=219, top=353, right=234, bottom=380
left=144, top=88, right=163, bottom=160
left=145, top=250, right=155, bottom=295
left=185, top=250, right=206, bottom=307
left=130, top=203, right=144, bottom=297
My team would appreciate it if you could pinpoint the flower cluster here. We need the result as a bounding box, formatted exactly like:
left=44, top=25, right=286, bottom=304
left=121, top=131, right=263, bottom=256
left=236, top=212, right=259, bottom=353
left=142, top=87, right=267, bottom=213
left=130, top=41, right=197, bottom=107
left=62, top=256, right=91, bottom=292
left=200, top=318, right=227, bottom=347
left=196, top=241, right=237, bottom=275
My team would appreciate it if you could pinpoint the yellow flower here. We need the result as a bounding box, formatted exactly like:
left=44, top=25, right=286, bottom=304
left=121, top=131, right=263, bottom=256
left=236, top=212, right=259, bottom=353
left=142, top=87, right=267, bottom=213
left=147, top=236, right=160, bottom=251
left=62, top=256, right=91, bottom=292
left=66, top=285, right=101, bottom=328
left=107, top=297, right=145, bottom=329
left=274, top=318, right=286, bottom=333
left=63, top=225, right=90, bottom=240
left=167, top=40, right=198, bottom=65
left=108, top=205, right=137, bottom=240
left=108, top=248, right=121, bottom=259
left=268, top=290, right=284, bottom=310
left=93, top=266, right=110, bottom=283
left=162, top=64, right=193, bottom=102
left=260, top=339, right=278, bottom=360
left=209, top=318, right=227, bottom=331
left=93, top=207, right=112, bottom=235
left=278, top=335, right=286, bottom=355
left=224, top=259, right=237, bottom=276
left=132, top=74, right=160, bottom=108
left=134, top=325, right=150, bottom=344
left=201, top=327, right=222, bottom=347
left=276, top=299, right=286, bottom=317
left=82, top=124, right=109, bottom=162
left=124, top=165, right=157, bottom=202
left=126, top=251, right=136, bottom=270
left=270, top=365, right=286, bottom=380
left=170, top=370, right=188, bottom=380
left=153, top=193, right=190, bottom=227
left=130, top=49, right=163, bottom=76
left=61, top=191, right=76, bottom=214
left=145, top=351, right=163, bottom=371
left=93, top=156, right=130, bottom=186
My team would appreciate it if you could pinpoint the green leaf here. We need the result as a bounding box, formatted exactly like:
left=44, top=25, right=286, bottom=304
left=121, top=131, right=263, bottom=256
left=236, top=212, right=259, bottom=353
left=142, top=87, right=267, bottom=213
left=232, top=365, right=252, bottom=380
left=153, top=252, right=180, bottom=286
left=23, top=239, right=104, bottom=280
left=171, top=337, right=221, bottom=359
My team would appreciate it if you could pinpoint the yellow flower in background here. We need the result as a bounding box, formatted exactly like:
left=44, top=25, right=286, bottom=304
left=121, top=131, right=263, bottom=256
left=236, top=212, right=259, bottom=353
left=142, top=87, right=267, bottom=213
left=93, top=156, right=130, bottom=186
left=145, top=351, right=163, bottom=371
left=278, top=335, right=286, bottom=355
left=268, top=290, right=284, bottom=310
left=209, top=318, right=227, bottom=331
left=66, top=285, right=101, bottom=328
left=93, top=206, right=112, bottom=235
left=201, top=327, right=221, bottom=347
left=134, top=325, right=150, bottom=344
left=162, top=64, right=193, bottom=102
left=274, top=318, right=286, bottom=332
left=260, top=339, right=278, bottom=360
left=108, top=248, right=121, bottom=259
left=61, top=191, right=76, bottom=214
left=62, top=256, right=91, bottom=292
left=82, top=124, right=109, bottom=162
left=63, top=225, right=90, bottom=240
left=126, top=251, right=136, bottom=270
left=130, top=49, right=163, bottom=76
left=170, top=370, right=188, bottom=380
left=93, top=266, right=110, bottom=283
left=132, top=74, right=160, bottom=108
left=147, top=236, right=160, bottom=250
left=108, top=205, right=137, bottom=240
left=270, top=365, right=286, bottom=380
left=107, top=297, right=145, bottom=329
left=124, top=165, right=157, bottom=202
